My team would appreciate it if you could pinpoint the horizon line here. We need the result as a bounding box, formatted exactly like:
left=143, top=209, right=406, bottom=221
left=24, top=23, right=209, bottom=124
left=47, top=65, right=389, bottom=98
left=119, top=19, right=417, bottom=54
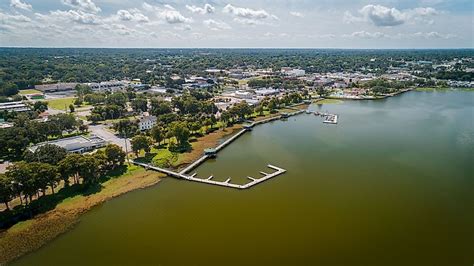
left=1, top=46, right=473, bottom=50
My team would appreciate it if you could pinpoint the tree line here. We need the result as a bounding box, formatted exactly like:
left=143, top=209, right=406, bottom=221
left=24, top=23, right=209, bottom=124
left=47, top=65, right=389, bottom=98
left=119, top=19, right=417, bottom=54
left=0, top=144, right=125, bottom=212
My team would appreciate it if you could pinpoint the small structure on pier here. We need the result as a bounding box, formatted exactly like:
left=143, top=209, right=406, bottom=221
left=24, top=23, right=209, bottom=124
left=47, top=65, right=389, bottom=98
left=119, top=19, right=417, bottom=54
left=280, top=113, right=289, bottom=119
left=204, top=148, right=218, bottom=157
left=243, top=123, right=253, bottom=131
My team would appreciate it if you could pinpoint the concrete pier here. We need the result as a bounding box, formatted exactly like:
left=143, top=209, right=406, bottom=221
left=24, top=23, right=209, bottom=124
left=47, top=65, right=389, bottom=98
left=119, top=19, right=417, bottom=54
left=134, top=161, right=286, bottom=190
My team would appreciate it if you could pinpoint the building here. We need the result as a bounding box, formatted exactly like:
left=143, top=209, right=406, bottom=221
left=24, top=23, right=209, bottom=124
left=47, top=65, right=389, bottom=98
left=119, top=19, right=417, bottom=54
left=281, top=68, right=306, bottom=77
left=87, top=80, right=129, bottom=92
left=28, top=135, right=107, bottom=154
left=0, top=101, right=30, bottom=113
left=0, top=118, right=14, bottom=129
left=35, top=83, right=77, bottom=93
left=138, top=115, right=157, bottom=131
left=255, top=88, right=279, bottom=96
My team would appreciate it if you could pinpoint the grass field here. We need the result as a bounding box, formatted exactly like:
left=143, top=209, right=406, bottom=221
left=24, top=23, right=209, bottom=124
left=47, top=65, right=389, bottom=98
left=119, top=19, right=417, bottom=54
left=18, top=89, right=42, bottom=95
left=47, top=97, right=76, bottom=110
left=316, top=99, right=344, bottom=104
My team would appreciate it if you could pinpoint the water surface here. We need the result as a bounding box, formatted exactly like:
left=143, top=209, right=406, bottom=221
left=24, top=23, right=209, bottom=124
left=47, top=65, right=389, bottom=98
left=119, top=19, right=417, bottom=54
left=14, top=91, right=474, bottom=266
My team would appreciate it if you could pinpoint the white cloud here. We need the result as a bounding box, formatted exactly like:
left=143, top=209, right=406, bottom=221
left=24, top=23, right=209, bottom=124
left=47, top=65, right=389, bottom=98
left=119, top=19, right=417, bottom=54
left=203, top=19, right=231, bottom=30
left=142, top=2, right=154, bottom=12
left=141, top=3, right=192, bottom=24
left=223, top=4, right=275, bottom=20
left=186, top=4, right=215, bottom=15
left=289, top=11, right=304, bottom=18
left=0, top=12, right=31, bottom=23
left=223, top=4, right=278, bottom=26
left=163, top=4, right=175, bottom=10
left=409, top=31, right=456, bottom=39
left=160, top=9, right=192, bottom=24
left=343, top=31, right=388, bottom=39
left=116, top=9, right=149, bottom=22
left=61, top=0, right=101, bottom=14
left=344, top=5, right=439, bottom=27
left=49, top=10, right=101, bottom=25
left=343, top=31, right=456, bottom=40
left=10, top=0, right=32, bottom=11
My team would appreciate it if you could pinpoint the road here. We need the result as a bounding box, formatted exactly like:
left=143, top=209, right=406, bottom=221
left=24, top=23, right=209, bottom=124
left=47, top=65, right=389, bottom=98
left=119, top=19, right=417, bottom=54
left=88, top=124, right=131, bottom=152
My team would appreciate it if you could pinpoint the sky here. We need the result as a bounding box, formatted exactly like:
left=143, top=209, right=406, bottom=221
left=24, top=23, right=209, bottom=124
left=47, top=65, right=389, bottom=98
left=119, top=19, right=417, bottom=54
left=0, top=0, right=473, bottom=48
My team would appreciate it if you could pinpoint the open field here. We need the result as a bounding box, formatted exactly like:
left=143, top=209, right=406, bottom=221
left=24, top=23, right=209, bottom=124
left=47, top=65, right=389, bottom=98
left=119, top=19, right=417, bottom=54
left=315, top=99, right=344, bottom=104
left=47, top=97, right=76, bottom=110
left=18, top=89, right=42, bottom=95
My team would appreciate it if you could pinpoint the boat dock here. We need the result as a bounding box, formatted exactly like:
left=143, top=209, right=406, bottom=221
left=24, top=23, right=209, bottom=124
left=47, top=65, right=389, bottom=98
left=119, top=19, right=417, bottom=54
left=306, top=110, right=339, bottom=124
left=134, top=161, right=286, bottom=190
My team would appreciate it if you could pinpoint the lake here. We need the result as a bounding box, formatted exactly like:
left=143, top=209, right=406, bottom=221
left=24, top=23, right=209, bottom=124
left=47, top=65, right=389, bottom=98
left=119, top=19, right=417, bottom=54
left=14, top=91, right=474, bottom=266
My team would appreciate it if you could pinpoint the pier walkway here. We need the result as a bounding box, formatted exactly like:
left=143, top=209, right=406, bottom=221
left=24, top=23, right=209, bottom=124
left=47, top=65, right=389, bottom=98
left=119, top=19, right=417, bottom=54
left=134, top=161, right=286, bottom=190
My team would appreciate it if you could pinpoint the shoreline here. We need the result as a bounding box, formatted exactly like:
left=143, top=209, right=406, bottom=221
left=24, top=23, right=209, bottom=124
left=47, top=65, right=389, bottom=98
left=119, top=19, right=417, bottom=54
left=0, top=167, right=164, bottom=265
left=0, top=120, right=266, bottom=264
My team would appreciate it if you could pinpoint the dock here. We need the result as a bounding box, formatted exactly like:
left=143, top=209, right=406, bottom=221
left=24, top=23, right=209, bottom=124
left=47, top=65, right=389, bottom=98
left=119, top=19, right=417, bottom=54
left=133, top=110, right=304, bottom=190
left=134, top=161, right=286, bottom=190
left=306, top=110, right=339, bottom=124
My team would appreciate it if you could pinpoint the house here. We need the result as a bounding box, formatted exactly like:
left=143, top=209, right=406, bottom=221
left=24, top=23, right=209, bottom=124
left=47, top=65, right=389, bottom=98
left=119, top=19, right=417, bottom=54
left=138, top=115, right=157, bottom=131
left=28, top=135, right=107, bottom=154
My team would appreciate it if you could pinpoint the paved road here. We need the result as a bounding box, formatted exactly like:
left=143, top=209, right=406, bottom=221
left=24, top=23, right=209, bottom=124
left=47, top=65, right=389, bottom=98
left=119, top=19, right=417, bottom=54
left=89, top=124, right=131, bottom=152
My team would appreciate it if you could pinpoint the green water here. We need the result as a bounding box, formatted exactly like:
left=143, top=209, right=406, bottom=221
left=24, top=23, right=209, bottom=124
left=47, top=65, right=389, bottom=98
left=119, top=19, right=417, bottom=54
left=13, top=91, right=474, bottom=266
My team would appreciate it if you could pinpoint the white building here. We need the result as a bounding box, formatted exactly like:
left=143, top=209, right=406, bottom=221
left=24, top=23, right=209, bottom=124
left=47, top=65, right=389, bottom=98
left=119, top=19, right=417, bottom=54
left=138, top=115, right=157, bottom=131
left=0, top=101, right=30, bottom=113
left=281, top=68, right=306, bottom=77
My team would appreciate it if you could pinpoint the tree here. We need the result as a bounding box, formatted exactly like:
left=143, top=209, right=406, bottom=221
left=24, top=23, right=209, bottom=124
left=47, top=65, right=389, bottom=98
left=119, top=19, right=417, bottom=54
left=106, top=92, right=127, bottom=107
left=0, top=174, right=13, bottom=210
left=79, top=123, right=89, bottom=133
left=75, top=84, right=92, bottom=97
left=150, top=98, right=172, bottom=116
left=6, top=162, right=36, bottom=204
left=317, top=87, right=328, bottom=97
left=58, top=154, right=83, bottom=186
left=48, top=113, right=78, bottom=133
left=24, top=144, right=67, bottom=165
left=150, top=125, right=164, bottom=145
left=78, top=155, right=101, bottom=186
left=29, top=162, right=59, bottom=196
left=114, top=119, right=138, bottom=138
left=131, top=135, right=152, bottom=156
left=255, top=104, right=264, bottom=116
left=104, top=144, right=126, bottom=169
left=33, top=101, right=48, bottom=112
left=131, top=97, right=148, bottom=113
left=0, top=82, right=19, bottom=97
left=170, top=122, right=190, bottom=148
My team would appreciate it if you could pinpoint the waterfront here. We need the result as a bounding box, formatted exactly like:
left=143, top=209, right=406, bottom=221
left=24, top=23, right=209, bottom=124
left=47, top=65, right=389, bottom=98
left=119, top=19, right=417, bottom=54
left=13, top=91, right=474, bottom=266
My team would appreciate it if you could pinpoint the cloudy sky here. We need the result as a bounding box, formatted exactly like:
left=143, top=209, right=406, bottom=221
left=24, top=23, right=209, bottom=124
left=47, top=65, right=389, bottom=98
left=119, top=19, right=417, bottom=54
left=0, top=0, right=472, bottom=48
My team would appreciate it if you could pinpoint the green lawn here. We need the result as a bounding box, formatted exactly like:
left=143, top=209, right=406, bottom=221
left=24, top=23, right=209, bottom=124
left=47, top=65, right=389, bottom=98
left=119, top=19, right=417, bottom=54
left=47, top=97, right=76, bottom=110
left=19, top=89, right=42, bottom=95
left=316, top=99, right=344, bottom=104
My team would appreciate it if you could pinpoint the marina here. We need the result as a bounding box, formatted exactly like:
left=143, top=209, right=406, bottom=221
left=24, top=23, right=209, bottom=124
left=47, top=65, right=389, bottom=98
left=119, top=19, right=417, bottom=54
left=306, top=109, right=339, bottom=124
